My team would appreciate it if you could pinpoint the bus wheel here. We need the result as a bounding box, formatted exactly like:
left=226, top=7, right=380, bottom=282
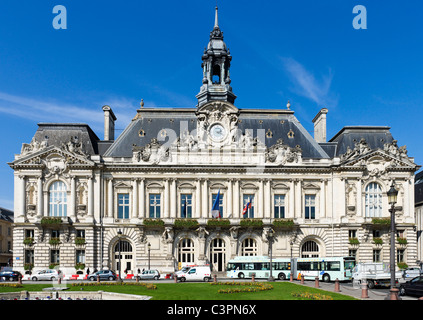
left=238, top=273, right=245, bottom=279
left=322, top=273, right=330, bottom=282
left=278, top=273, right=286, bottom=280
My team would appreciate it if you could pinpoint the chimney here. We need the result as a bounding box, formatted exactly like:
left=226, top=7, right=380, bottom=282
left=102, top=105, right=117, bottom=141
left=312, top=108, right=328, bottom=143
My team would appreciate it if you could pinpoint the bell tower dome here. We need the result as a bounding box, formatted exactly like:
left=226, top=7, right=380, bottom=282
left=196, top=6, right=237, bottom=107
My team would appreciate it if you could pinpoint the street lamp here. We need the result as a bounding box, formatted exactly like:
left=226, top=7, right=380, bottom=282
left=117, top=229, right=122, bottom=282
left=387, top=182, right=399, bottom=300
left=148, top=242, right=151, bottom=270
left=268, top=229, right=275, bottom=282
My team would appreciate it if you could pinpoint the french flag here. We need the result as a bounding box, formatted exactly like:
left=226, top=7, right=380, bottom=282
left=242, top=198, right=252, bottom=217
left=211, top=190, right=222, bottom=219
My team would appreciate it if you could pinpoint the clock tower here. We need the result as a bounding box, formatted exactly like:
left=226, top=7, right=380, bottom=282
left=196, top=6, right=236, bottom=107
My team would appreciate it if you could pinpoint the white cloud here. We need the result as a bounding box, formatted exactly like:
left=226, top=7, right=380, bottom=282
left=279, top=57, right=338, bottom=108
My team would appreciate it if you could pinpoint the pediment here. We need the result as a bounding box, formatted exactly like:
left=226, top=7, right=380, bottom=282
left=196, top=101, right=239, bottom=115
left=11, top=146, right=95, bottom=168
left=341, top=149, right=417, bottom=170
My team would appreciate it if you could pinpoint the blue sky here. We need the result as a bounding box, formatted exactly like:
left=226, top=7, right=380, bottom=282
left=0, top=0, right=422, bottom=210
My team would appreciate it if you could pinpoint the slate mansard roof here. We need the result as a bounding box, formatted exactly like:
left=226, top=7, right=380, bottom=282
left=103, top=107, right=329, bottom=159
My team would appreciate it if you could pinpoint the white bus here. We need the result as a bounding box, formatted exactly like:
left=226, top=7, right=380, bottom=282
left=226, top=256, right=291, bottom=280
left=292, top=256, right=356, bottom=282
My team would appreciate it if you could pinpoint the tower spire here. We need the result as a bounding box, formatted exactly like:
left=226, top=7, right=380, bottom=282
left=196, top=6, right=236, bottom=107
left=214, top=6, right=219, bottom=28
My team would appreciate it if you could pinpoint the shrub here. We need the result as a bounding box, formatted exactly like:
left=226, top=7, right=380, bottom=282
left=207, top=219, right=231, bottom=227
left=348, top=237, right=360, bottom=245
left=373, top=237, right=383, bottom=245
left=75, top=237, right=86, bottom=245
left=174, top=219, right=199, bottom=229
left=272, top=219, right=295, bottom=228
left=143, top=219, right=165, bottom=227
left=240, top=219, right=263, bottom=227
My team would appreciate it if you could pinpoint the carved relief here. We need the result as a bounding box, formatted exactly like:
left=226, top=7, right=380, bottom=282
left=132, top=138, right=170, bottom=164
left=266, top=138, right=302, bottom=165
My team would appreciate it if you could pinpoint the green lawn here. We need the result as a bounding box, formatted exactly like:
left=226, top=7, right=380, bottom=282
left=0, top=281, right=357, bottom=300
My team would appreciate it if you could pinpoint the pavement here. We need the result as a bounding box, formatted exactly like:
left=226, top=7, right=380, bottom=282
left=293, top=278, right=418, bottom=300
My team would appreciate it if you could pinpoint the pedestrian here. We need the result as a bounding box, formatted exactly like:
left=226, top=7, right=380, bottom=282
left=86, top=267, right=90, bottom=275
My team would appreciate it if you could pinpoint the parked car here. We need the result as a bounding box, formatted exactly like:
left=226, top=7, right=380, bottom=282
left=88, top=270, right=117, bottom=281
left=0, top=270, right=22, bottom=281
left=399, top=276, right=423, bottom=297
left=31, top=269, right=61, bottom=281
left=177, top=266, right=212, bottom=282
left=402, top=268, right=422, bottom=279
left=139, top=269, right=160, bottom=280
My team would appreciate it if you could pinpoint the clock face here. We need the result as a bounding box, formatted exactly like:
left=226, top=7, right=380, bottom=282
left=209, top=123, right=226, bottom=141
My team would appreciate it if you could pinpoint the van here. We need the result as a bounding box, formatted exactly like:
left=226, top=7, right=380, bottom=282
left=177, top=266, right=212, bottom=282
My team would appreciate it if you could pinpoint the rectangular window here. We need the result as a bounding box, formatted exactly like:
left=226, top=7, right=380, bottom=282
left=373, top=250, right=381, bottom=262
left=149, top=194, right=161, bottom=218
left=349, top=230, right=357, bottom=238
left=349, top=249, right=357, bottom=259
left=242, top=195, right=255, bottom=218
left=305, top=195, right=316, bottom=219
left=51, top=250, right=60, bottom=264
left=25, top=250, right=34, bottom=265
left=25, top=229, right=34, bottom=239
left=76, top=229, right=85, bottom=238
left=274, top=195, right=285, bottom=218
left=397, top=249, right=405, bottom=263
left=118, top=193, right=130, bottom=219
left=76, top=250, right=85, bottom=264
left=212, top=193, right=224, bottom=215
left=180, top=194, right=192, bottom=218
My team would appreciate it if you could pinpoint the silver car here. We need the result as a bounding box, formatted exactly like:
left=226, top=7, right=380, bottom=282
left=139, top=269, right=160, bottom=280
left=31, top=269, right=61, bottom=281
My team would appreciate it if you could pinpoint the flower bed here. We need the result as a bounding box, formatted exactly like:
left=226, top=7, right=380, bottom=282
left=291, top=292, right=333, bottom=300
left=210, top=281, right=273, bottom=294
left=70, top=281, right=157, bottom=290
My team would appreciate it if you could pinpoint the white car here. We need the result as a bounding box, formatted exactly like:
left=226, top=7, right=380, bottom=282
left=177, top=266, right=212, bottom=282
left=31, top=269, right=61, bottom=281
left=402, top=268, right=422, bottom=279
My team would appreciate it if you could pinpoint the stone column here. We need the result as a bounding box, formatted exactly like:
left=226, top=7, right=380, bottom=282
left=87, top=176, right=94, bottom=218
left=233, top=179, right=240, bottom=218
left=170, top=179, right=177, bottom=218
left=258, top=179, right=264, bottom=218
left=70, top=175, right=76, bottom=221
left=356, top=179, right=362, bottom=217
left=139, top=178, right=145, bottom=218
left=320, top=179, right=326, bottom=218
left=20, top=175, right=26, bottom=218
left=264, top=179, right=271, bottom=218
left=164, top=179, right=170, bottom=218
left=37, top=175, right=43, bottom=218
left=226, top=179, right=233, bottom=219
left=295, top=179, right=302, bottom=219
left=202, top=179, right=209, bottom=218
left=289, top=179, right=295, bottom=219
left=195, top=179, right=201, bottom=219
left=107, top=178, right=113, bottom=218
left=132, top=178, right=138, bottom=219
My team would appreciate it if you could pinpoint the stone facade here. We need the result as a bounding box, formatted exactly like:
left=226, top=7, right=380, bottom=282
left=8, top=7, right=420, bottom=277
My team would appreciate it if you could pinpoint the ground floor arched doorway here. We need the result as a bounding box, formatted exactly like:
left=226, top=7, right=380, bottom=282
left=209, top=238, right=226, bottom=272
left=113, top=240, right=135, bottom=274
left=300, top=240, right=321, bottom=258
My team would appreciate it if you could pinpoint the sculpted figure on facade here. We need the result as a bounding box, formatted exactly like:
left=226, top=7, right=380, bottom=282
left=266, top=138, right=302, bottom=165
left=133, top=138, right=170, bottom=164
left=20, top=137, right=48, bottom=156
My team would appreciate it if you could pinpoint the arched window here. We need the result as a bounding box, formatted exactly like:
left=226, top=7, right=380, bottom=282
left=365, top=182, right=382, bottom=217
left=178, top=238, right=195, bottom=264
left=114, top=240, right=133, bottom=253
left=301, top=240, right=320, bottom=258
left=241, top=238, right=258, bottom=256
left=49, top=181, right=67, bottom=217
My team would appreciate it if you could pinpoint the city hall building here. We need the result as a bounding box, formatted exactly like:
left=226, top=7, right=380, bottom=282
left=9, top=8, right=420, bottom=277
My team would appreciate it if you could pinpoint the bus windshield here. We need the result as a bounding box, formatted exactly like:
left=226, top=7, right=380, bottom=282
left=344, top=258, right=356, bottom=270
